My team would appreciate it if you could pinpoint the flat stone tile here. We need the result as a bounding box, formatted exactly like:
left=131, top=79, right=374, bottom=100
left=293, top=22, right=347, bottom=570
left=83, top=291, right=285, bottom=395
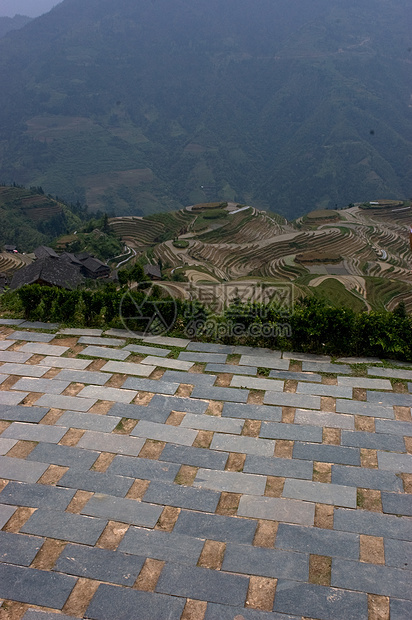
left=0, top=564, right=76, bottom=610
left=231, top=375, right=284, bottom=391
left=337, top=376, right=392, bottom=389
left=191, top=385, right=249, bottom=403
left=293, top=442, right=360, bottom=466
left=260, top=421, right=322, bottom=442
left=26, top=443, right=99, bottom=470
left=160, top=443, right=228, bottom=470
left=77, top=430, right=145, bottom=456
left=384, top=538, right=412, bottom=570
left=390, top=599, right=412, bottom=620
left=143, top=335, right=190, bottom=348
left=341, top=430, right=405, bottom=451
left=0, top=340, right=14, bottom=350
left=0, top=481, right=75, bottom=510
left=233, top=346, right=274, bottom=355
left=193, top=468, right=267, bottom=495
left=283, top=352, right=331, bottom=362
left=156, top=562, right=249, bottom=606
left=244, top=455, right=313, bottom=480
left=7, top=331, right=55, bottom=343
left=78, top=336, right=126, bottom=346
left=11, top=377, right=71, bottom=394
left=377, top=451, right=412, bottom=473
left=334, top=508, right=412, bottom=540
left=0, top=504, right=17, bottom=528
left=381, top=492, right=412, bottom=516
left=180, top=412, right=244, bottom=434
left=222, top=543, right=309, bottom=580
left=273, top=580, right=368, bottom=620
left=0, top=374, right=9, bottom=385
left=0, top=437, right=17, bottom=454
left=57, top=469, right=134, bottom=497
left=1, top=422, right=67, bottom=443
left=81, top=493, right=163, bottom=527
left=0, top=405, right=49, bottom=423
left=34, top=394, right=97, bottom=411
left=0, top=456, right=48, bottom=483
left=19, top=343, right=69, bottom=356
left=187, top=342, right=235, bottom=353
left=282, top=479, right=357, bottom=508
left=206, top=363, right=257, bottom=375
left=275, top=523, right=359, bottom=559
left=107, top=402, right=171, bottom=424
left=143, top=480, right=220, bottom=512
left=174, top=510, right=257, bottom=544
left=301, top=361, right=351, bottom=374
left=19, top=321, right=59, bottom=330
left=375, top=419, right=412, bottom=436
left=155, top=394, right=212, bottom=416
left=294, top=409, right=355, bottom=430
left=131, top=419, right=198, bottom=446
left=240, top=355, right=288, bottom=370
left=0, top=532, right=43, bottom=566
left=76, top=385, right=137, bottom=403
left=54, top=369, right=111, bottom=385
left=86, top=583, right=186, bottom=620
left=104, top=328, right=130, bottom=337
left=178, top=351, right=228, bottom=364
left=162, top=370, right=216, bottom=386
left=124, top=343, right=171, bottom=356
left=107, top=455, right=180, bottom=482
left=0, top=351, right=33, bottom=363
left=118, top=526, right=204, bottom=565
left=368, top=367, right=412, bottom=380
left=331, top=558, right=412, bottom=599
left=210, top=433, right=275, bottom=456
left=58, top=328, right=103, bottom=336
left=238, top=495, right=315, bottom=525
left=21, top=509, right=107, bottom=545
left=99, top=360, right=155, bottom=376
left=0, top=319, right=24, bottom=325
left=338, top=356, right=381, bottom=364
left=269, top=369, right=322, bottom=382
left=264, top=392, right=321, bottom=409
left=0, top=363, right=49, bottom=377
left=80, top=345, right=131, bottom=361
left=367, top=390, right=412, bottom=407
left=122, top=376, right=179, bottom=394
left=39, top=356, right=92, bottom=369
left=222, top=402, right=282, bottom=421
left=54, top=543, right=145, bottom=585
left=296, top=383, right=352, bottom=398
left=141, top=356, right=193, bottom=370
left=331, top=465, right=403, bottom=492
left=204, top=603, right=301, bottom=620
left=56, top=411, right=121, bottom=432
left=0, top=391, right=29, bottom=405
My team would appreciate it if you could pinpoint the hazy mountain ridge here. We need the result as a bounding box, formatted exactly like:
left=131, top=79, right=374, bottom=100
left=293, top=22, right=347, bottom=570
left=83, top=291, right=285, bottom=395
left=0, top=15, right=32, bottom=38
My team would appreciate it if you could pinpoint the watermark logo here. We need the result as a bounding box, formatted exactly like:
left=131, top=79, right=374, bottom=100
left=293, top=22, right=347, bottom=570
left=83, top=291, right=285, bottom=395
left=119, top=284, right=178, bottom=338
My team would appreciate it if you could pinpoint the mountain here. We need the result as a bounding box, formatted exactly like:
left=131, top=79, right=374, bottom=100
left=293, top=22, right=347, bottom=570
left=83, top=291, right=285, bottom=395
left=0, top=14, right=31, bottom=38
left=0, top=0, right=410, bottom=218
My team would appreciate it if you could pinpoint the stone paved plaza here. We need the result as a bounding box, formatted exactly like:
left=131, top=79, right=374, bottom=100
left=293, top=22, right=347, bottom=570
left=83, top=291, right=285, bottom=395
left=0, top=320, right=411, bottom=619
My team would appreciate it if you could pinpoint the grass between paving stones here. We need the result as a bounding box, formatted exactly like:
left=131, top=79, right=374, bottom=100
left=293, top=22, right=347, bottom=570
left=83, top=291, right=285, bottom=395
left=166, top=347, right=183, bottom=359
left=227, top=354, right=240, bottom=363
left=350, top=363, right=368, bottom=376
left=257, top=367, right=270, bottom=377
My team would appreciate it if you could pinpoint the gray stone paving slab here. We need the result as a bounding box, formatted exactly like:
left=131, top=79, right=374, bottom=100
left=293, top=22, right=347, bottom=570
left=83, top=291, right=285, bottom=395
left=260, top=421, right=323, bottom=442
left=331, top=465, right=403, bottom=492
left=99, top=360, right=155, bottom=376
left=19, top=321, right=59, bottom=330
left=11, top=377, right=71, bottom=394
left=210, top=432, right=275, bottom=456
left=223, top=544, right=309, bottom=581
left=238, top=495, right=315, bottom=525
left=106, top=402, right=170, bottom=423
left=375, top=419, right=412, bottom=436
left=191, top=385, right=249, bottom=402
left=334, top=508, right=412, bottom=540
left=53, top=543, right=145, bottom=585
left=273, top=580, right=368, bottom=620
left=0, top=351, right=33, bottom=363
left=0, top=532, right=43, bottom=566
left=19, top=343, right=69, bottom=356
left=78, top=336, right=126, bottom=346
left=81, top=493, right=163, bottom=526
left=367, top=390, right=412, bottom=407
left=337, top=376, right=392, bottom=389
left=377, top=451, right=412, bottom=473
left=339, top=356, right=381, bottom=364
left=0, top=319, right=24, bottom=325
left=222, top=401, right=282, bottom=421
left=204, top=603, right=301, bottom=620
left=0, top=363, right=49, bottom=377
left=1, top=422, right=67, bottom=443
left=122, top=376, right=179, bottom=394
left=156, top=562, right=249, bottom=606
left=0, top=374, right=8, bottom=385
left=118, top=526, right=204, bottom=565
left=368, top=367, right=412, bottom=380
left=194, top=468, right=267, bottom=495
left=231, top=375, right=284, bottom=391
left=206, top=363, right=257, bottom=375
left=275, top=523, right=359, bottom=559
left=240, top=354, right=288, bottom=369
left=381, top=492, right=412, bottom=516
left=293, top=442, right=360, bottom=466
left=141, top=356, right=193, bottom=370
left=186, top=342, right=235, bottom=353
left=174, top=509, right=257, bottom=544
left=341, top=429, right=405, bottom=451
left=232, top=346, right=274, bottom=355
left=294, top=409, right=355, bottom=429
left=0, top=437, right=17, bottom=454
left=58, top=468, right=134, bottom=497
left=296, top=383, right=352, bottom=398
left=269, top=369, right=322, bottom=382
left=390, top=599, right=412, bottom=620
left=132, top=419, right=198, bottom=445
left=151, top=394, right=210, bottom=414
left=77, top=430, right=145, bottom=456
left=0, top=563, right=76, bottom=610
left=301, top=361, right=352, bottom=374
left=143, top=335, right=190, bottom=348
left=143, top=480, right=220, bottom=512
left=34, top=394, right=97, bottom=411
left=162, top=369, right=217, bottom=386
left=0, top=456, right=48, bottom=483
left=160, top=443, right=228, bottom=470
left=86, top=583, right=186, bottom=620
left=39, top=356, right=92, bottom=369
left=0, top=504, right=17, bottom=528
left=58, top=328, right=103, bottom=336
left=103, top=328, right=130, bottom=338
left=76, top=384, right=138, bottom=403
left=335, top=399, right=394, bottom=418
left=107, top=455, right=180, bottom=482
left=0, top=340, right=14, bottom=349
left=264, top=392, right=321, bottom=409
left=54, top=369, right=112, bottom=385
left=124, top=343, right=171, bottom=356
left=7, top=331, right=55, bottom=342
left=282, top=479, right=357, bottom=508
left=0, top=481, right=75, bottom=510
left=27, top=443, right=99, bottom=470
left=0, top=391, right=28, bottom=405
left=180, top=412, right=244, bottom=434
left=21, top=509, right=107, bottom=545
left=80, top=345, right=131, bottom=360
left=243, top=455, right=313, bottom=480
left=178, top=351, right=228, bottom=363
left=331, top=558, right=412, bottom=599
left=283, top=352, right=331, bottom=362
left=56, top=410, right=120, bottom=432
left=384, top=538, right=412, bottom=570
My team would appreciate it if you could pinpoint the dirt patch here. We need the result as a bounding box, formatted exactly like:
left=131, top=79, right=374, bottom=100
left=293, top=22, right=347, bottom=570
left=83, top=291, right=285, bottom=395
left=193, top=430, right=213, bottom=448
left=225, top=453, right=245, bottom=472
left=274, top=440, right=293, bottom=458
left=246, top=576, right=277, bottom=611
left=253, top=520, right=278, bottom=548
left=31, top=539, right=66, bottom=570
left=357, top=488, right=382, bottom=512
left=62, top=578, right=100, bottom=617
left=309, top=555, right=332, bottom=586
left=313, top=462, right=332, bottom=483
left=241, top=419, right=261, bottom=437
left=7, top=440, right=37, bottom=459
left=322, top=428, right=341, bottom=445
left=264, top=477, right=285, bottom=497
left=175, top=384, right=193, bottom=397
left=96, top=520, right=129, bottom=551
left=282, top=407, right=295, bottom=423
left=360, top=535, right=385, bottom=564
left=174, top=465, right=197, bottom=486
left=91, top=452, right=116, bottom=472
left=126, top=479, right=150, bottom=500
left=215, top=492, right=241, bottom=516
left=59, top=428, right=84, bottom=446
left=180, top=600, right=207, bottom=620
left=368, top=595, right=390, bottom=620
left=37, top=464, right=67, bottom=485
left=360, top=448, right=378, bottom=468
left=355, top=416, right=375, bottom=432
left=155, top=506, right=180, bottom=532
left=66, top=490, right=93, bottom=514
left=314, top=504, right=334, bottom=529
left=138, top=439, right=165, bottom=459
left=198, top=540, right=225, bottom=570
left=165, top=411, right=185, bottom=426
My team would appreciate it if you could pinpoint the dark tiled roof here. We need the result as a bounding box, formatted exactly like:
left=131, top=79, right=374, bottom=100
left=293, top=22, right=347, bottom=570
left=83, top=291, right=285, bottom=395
left=144, top=264, right=162, bottom=279
left=10, top=257, right=84, bottom=290
left=60, top=252, right=83, bottom=265
left=34, top=246, right=59, bottom=259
